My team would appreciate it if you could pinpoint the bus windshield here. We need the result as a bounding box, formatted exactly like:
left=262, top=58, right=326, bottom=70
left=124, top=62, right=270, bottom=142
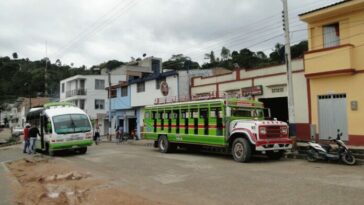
left=53, top=114, right=91, bottom=134
left=230, top=107, right=264, bottom=118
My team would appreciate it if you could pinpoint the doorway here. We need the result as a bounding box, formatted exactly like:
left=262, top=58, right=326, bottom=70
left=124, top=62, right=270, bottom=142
left=318, top=94, right=348, bottom=140
left=259, top=97, right=288, bottom=122
left=128, top=118, right=137, bottom=138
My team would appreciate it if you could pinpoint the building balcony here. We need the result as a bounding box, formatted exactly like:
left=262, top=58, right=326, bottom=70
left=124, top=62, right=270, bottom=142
left=304, top=44, right=355, bottom=78
left=66, top=89, right=87, bottom=98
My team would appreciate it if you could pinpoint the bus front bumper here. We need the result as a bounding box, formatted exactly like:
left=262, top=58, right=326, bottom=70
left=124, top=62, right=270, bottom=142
left=255, top=139, right=292, bottom=151
left=50, top=140, right=93, bottom=150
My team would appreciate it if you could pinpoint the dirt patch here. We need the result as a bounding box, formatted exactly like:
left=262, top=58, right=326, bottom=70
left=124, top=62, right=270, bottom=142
left=7, top=156, right=174, bottom=205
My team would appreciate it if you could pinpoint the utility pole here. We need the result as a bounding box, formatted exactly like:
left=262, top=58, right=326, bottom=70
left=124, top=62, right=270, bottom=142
left=44, top=41, right=48, bottom=97
left=107, top=68, right=112, bottom=141
left=282, top=0, right=296, bottom=135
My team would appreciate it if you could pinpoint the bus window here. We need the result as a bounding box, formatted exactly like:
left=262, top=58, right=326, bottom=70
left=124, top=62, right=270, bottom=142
left=200, top=108, right=208, bottom=135
left=166, top=111, right=172, bottom=133
left=191, top=108, right=198, bottom=135
left=216, top=107, right=223, bottom=136
left=173, top=110, right=180, bottom=134
left=44, top=117, right=52, bottom=134
left=160, top=111, right=164, bottom=131
left=181, top=109, right=188, bottom=134
left=152, top=111, right=157, bottom=133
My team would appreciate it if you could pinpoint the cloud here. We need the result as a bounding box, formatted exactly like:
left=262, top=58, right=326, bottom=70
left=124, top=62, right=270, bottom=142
left=0, top=0, right=340, bottom=67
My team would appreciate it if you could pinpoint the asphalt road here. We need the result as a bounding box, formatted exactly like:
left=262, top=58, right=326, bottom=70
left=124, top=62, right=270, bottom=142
left=1, top=142, right=364, bottom=205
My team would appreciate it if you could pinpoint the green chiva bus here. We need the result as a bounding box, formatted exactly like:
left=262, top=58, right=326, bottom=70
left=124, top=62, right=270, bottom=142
left=143, top=98, right=292, bottom=162
left=26, top=102, right=93, bottom=155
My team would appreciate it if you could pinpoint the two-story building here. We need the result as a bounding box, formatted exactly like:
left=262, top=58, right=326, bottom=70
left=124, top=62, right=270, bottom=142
left=300, top=0, right=364, bottom=145
left=191, top=59, right=311, bottom=140
left=60, top=74, right=124, bottom=135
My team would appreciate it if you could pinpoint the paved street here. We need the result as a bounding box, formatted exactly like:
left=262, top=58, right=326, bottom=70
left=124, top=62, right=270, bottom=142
left=1, top=142, right=364, bottom=205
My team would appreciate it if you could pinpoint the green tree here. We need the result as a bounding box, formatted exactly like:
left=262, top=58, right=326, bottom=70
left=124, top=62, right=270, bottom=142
left=220, top=47, right=230, bottom=61
left=12, top=52, right=18, bottom=59
left=204, top=51, right=216, bottom=64
left=163, top=54, right=199, bottom=70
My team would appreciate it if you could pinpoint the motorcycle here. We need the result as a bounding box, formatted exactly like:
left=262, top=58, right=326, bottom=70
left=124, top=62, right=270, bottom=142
left=306, top=129, right=356, bottom=165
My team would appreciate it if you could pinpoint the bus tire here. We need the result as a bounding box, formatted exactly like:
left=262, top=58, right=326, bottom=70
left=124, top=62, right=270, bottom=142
left=158, top=135, right=175, bottom=153
left=78, top=147, right=87, bottom=154
left=232, top=138, right=251, bottom=162
left=46, top=143, right=54, bottom=156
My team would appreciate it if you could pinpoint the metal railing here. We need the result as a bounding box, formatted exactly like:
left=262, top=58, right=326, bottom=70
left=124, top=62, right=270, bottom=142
left=66, top=89, right=87, bottom=98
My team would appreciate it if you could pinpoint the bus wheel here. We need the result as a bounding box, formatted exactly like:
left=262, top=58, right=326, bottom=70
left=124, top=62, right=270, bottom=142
left=78, top=147, right=87, bottom=154
left=232, top=138, right=251, bottom=162
left=158, top=135, right=175, bottom=153
left=46, top=143, right=54, bottom=156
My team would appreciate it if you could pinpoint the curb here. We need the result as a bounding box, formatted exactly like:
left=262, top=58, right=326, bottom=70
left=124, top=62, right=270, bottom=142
left=284, top=151, right=364, bottom=165
left=1, top=160, right=21, bottom=186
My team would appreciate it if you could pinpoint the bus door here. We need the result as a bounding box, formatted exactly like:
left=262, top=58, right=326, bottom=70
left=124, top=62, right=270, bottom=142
left=40, top=114, right=45, bottom=149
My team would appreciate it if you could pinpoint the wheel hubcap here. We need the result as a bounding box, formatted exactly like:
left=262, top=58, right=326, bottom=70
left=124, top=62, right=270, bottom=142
left=160, top=138, right=166, bottom=150
left=234, top=143, right=244, bottom=158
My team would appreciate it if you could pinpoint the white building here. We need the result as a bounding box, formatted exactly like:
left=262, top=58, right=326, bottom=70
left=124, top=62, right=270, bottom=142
left=60, top=74, right=124, bottom=135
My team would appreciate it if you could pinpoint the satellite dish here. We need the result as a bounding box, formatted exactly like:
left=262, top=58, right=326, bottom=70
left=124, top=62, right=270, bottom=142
left=143, top=53, right=147, bottom=57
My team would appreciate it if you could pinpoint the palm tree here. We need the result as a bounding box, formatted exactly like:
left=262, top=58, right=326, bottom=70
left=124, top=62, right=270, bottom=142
left=220, top=47, right=230, bottom=61
left=204, top=51, right=216, bottom=64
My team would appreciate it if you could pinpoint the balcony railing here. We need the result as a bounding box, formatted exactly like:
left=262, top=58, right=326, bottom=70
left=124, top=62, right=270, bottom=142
left=66, top=89, right=87, bottom=98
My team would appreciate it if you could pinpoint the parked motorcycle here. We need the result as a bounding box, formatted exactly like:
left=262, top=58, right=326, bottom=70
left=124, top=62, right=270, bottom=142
left=306, top=129, right=356, bottom=165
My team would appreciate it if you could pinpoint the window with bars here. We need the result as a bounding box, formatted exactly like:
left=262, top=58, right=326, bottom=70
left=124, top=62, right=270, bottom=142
left=95, top=99, right=105, bottom=109
left=95, top=79, right=105, bottom=90
left=137, top=82, right=145, bottom=92
left=121, top=86, right=128, bottom=97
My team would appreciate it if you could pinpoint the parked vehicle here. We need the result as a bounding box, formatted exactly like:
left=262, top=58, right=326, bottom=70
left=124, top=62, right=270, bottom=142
left=143, top=98, right=292, bottom=162
left=306, top=129, right=356, bottom=165
left=12, top=126, right=23, bottom=137
left=26, top=102, right=93, bottom=156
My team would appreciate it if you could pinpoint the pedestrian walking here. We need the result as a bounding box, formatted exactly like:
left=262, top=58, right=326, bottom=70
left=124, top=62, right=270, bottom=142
left=28, top=124, right=40, bottom=154
left=117, top=125, right=124, bottom=144
left=94, top=127, right=101, bottom=145
left=23, top=123, right=30, bottom=153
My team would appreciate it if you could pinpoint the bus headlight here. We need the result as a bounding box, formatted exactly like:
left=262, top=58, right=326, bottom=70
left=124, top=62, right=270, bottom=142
left=281, top=127, right=288, bottom=135
left=86, top=132, right=92, bottom=139
left=259, top=127, right=267, bottom=135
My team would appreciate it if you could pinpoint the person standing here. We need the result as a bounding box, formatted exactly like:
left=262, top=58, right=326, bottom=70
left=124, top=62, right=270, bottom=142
left=28, top=124, right=40, bottom=154
left=23, top=124, right=30, bottom=153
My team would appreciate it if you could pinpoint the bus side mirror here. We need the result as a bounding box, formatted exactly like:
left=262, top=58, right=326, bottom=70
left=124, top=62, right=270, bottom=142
left=226, top=107, right=231, bottom=117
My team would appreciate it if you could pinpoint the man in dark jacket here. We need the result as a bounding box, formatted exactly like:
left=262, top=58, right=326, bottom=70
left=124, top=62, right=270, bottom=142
left=28, top=124, right=40, bottom=154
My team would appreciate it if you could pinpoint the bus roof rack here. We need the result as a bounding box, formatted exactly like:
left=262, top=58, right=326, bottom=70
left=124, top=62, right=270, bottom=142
left=43, top=102, right=75, bottom=109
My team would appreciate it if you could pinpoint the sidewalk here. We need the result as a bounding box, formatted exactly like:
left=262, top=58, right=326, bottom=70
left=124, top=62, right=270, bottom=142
left=0, top=128, right=11, bottom=144
left=101, top=137, right=154, bottom=146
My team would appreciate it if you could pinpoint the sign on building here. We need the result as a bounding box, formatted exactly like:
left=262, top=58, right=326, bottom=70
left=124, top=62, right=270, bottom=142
left=241, top=85, right=263, bottom=97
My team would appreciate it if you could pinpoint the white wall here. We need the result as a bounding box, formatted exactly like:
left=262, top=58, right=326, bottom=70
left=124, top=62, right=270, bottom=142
left=60, top=74, right=126, bottom=120
left=177, top=70, right=213, bottom=99
left=131, top=75, right=178, bottom=107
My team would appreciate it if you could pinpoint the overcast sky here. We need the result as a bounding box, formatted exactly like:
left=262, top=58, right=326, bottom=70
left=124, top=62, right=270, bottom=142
left=0, top=0, right=340, bottom=67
